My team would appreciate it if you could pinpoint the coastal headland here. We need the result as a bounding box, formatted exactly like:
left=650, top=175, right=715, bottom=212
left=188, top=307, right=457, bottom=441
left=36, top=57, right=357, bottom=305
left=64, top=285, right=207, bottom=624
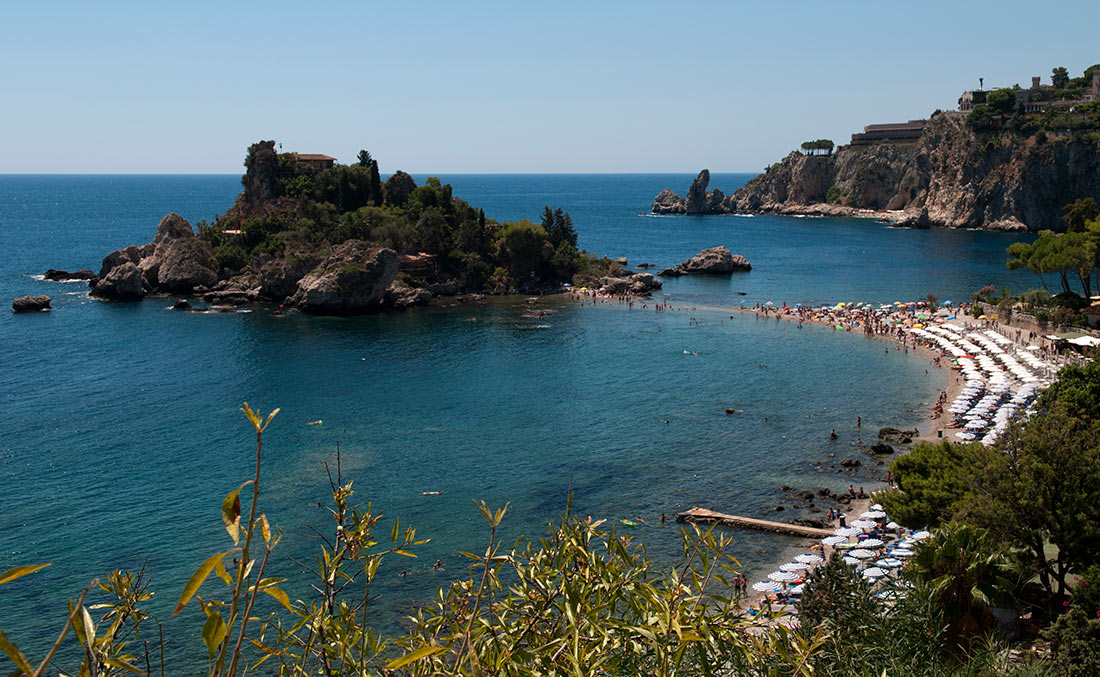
left=653, top=67, right=1100, bottom=231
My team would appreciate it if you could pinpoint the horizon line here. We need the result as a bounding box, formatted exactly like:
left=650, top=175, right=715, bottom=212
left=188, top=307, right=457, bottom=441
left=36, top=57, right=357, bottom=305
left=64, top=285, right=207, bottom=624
left=0, top=170, right=760, bottom=177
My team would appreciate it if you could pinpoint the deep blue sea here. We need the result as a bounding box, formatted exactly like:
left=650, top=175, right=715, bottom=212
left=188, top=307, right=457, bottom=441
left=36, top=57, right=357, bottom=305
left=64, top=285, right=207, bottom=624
left=0, top=173, right=1032, bottom=664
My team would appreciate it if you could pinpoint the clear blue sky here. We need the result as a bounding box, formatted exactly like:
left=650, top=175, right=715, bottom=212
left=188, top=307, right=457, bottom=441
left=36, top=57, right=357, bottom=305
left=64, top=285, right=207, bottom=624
left=3, top=0, right=1097, bottom=173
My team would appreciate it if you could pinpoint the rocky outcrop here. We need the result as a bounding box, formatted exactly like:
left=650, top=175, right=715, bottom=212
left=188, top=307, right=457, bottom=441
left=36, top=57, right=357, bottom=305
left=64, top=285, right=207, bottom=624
left=385, top=280, right=432, bottom=309
left=594, top=272, right=663, bottom=296
left=652, top=114, right=1100, bottom=230
left=90, top=214, right=217, bottom=299
left=12, top=295, right=51, bottom=312
left=92, top=262, right=145, bottom=300
left=659, top=247, right=751, bottom=277
left=286, top=242, right=398, bottom=315
left=43, top=269, right=96, bottom=282
left=651, top=170, right=727, bottom=215
left=259, top=253, right=322, bottom=300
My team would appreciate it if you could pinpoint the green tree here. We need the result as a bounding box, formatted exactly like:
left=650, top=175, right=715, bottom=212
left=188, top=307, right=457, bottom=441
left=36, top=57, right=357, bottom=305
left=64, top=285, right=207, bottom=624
left=368, top=160, right=382, bottom=205
left=383, top=170, right=417, bottom=208
left=881, top=440, right=995, bottom=529
left=905, top=522, right=1015, bottom=654
left=1006, top=241, right=1050, bottom=291
left=356, top=149, right=373, bottom=167
left=498, top=220, right=548, bottom=281
left=966, top=104, right=997, bottom=131
left=1053, top=66, right=1070, bottom=89
left=1062, top=197, right=1099, bottom=233
left=987, top=88, right=1017, bottom=116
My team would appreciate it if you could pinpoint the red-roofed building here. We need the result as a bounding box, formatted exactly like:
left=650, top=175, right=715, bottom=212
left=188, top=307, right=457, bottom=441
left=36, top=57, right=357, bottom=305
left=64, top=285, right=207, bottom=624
left=287, top=153, right=337, bottom=171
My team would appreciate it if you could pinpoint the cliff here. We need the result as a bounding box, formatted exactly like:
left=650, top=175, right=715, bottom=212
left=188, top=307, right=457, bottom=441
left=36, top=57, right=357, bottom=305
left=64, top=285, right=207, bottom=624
left=653, top=114, right=1100, bottom=231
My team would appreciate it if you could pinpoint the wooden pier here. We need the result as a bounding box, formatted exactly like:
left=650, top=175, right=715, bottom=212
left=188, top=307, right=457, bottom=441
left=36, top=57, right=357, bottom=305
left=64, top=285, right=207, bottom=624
left=675, top=507, right=833, bottom=539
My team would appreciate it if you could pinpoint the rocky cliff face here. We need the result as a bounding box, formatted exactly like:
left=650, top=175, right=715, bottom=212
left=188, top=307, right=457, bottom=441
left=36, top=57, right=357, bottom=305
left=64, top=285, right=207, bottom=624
left=654, top=114, right=1100, bottom=231
left=91, top=214, right=218, bottom=300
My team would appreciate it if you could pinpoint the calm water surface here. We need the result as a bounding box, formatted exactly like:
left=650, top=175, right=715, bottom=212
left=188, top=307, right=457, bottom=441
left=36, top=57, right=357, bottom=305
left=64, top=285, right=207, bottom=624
left=0, top=174, right=1031, bottom=661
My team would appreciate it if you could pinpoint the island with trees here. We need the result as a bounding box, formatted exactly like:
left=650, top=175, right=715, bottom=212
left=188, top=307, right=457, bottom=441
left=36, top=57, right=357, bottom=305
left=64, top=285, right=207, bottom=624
left=78, top=141, right=649, bottom=314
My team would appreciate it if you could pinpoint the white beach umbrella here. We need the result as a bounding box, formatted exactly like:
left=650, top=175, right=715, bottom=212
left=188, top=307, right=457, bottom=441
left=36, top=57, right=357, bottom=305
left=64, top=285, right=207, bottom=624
left=860, top=510, right=886, bottom=519
left=851, top=519, right=877, bottom=530
left=965, top=419, right=987, bottom=429
left=768, top=571, right=799, bottom=582
left=862, top=567, right=888, bottom=579
left=752, top=581, right=781, bottom=592
left=955, top=431, right=976, bottom=440
left=876, top=558, right=903, bottom=568
left=789, top=584, right=805, bottom=595
left=859, top=538, right=885, bottom=548
left=885, top=521, right=899, bottom=530
left=891, top=549, right=915, bottom=557
left=848, top=549, right=876, bottom=559
left=835, top=527, right=861, bottom=537
left=911, top=530, right=932, bottom=540
left=795, top=553, right=823, bottom=564
left=780, top=561, right=811, bottom=571
left=842, top=556, right=861, bottom=566
left=870, top=503, right=884, bottom=510
left=822, top=535, right=848, bottom=545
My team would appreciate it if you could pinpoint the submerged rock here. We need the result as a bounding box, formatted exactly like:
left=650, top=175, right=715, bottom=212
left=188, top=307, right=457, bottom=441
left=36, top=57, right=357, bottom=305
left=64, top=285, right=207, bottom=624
left=12, top=295, right=51, bottom=312
left=44, top=269, right=96, bottom=281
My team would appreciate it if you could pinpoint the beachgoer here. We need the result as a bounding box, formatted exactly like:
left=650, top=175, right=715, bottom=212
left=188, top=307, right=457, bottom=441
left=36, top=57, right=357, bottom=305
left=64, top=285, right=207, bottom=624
left=839, top=512, right=847, bottom=527
left=856, top=416, right=861, bottom=428
left=830, top=429, right=838, bottom=440
left=433, top=559, right=444, bottom=570
left=660, top=513, right=666, bottom=523
left=848, top=485, right=856, bottom=497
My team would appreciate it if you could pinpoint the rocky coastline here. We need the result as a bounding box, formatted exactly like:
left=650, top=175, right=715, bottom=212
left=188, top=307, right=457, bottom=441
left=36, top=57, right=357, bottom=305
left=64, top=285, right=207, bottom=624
left=652, top=113, right=1100, bottom=231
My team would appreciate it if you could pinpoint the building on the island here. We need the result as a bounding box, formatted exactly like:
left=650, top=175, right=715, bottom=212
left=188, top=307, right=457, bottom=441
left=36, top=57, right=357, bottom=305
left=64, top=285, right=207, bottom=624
left=958, top=72, right=1100, bottom=114
left=1087, top=301, right=1100, bottom=330
left=287, top=153, right=337, bottom=171
left=847, top=120, right=926, bottom=147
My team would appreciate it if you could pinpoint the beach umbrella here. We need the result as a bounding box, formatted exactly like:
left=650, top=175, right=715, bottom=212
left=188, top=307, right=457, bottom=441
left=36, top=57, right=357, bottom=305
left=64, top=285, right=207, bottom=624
left=795, top=553, right=823, bottom=564
left=835, top=527, right=861, bottom=537
left=885, top=521, right=899, bottom=530
left=789, top=584, right=805, bottom=595
left=780, top=561, right=811, bottom=571
left=859, top=538, right=885, bottom=548
left=860, top=510, right=886, bottom=519
left=752, top=581, right=781, bottom=592
left=822, top=535, right=848, bottom=545
left=848, top=549, right=875, bottom=559
left=891, top=549, right=915, bottom=557
left=876, top=558, right=903, bottom=568
left=911, top=530, right=932, bottom=540
left=862, top=567, right=888, bottom=579
left=870, top=503, right=884, bottom=510
left=842, top=556, right=861, bottom=566
left=768, top=571, right=799, bottom=582
left=955, top=431, right=977, bottom=440
left=850, top=519, right=877, bottom=529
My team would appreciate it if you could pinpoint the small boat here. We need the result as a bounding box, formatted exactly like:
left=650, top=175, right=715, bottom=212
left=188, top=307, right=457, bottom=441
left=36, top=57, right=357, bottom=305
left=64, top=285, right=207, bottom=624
left=421, top=491, right=442, bottom=496
left=307, top=420, right=323, bottom=426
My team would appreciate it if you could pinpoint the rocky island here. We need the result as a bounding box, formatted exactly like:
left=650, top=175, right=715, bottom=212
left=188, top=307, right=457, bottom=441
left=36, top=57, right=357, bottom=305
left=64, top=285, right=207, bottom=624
left=75, top=141, right=661, bottom=315
left=654, top=66, right=1100, bottom=231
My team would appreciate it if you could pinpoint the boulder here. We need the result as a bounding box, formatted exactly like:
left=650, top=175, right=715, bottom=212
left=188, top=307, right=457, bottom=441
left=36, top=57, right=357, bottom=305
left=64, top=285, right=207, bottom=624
left=615, top=257, right=628, bottom=266
left=12, top=295, right=51, bottom=312
left=868, top=442, right=895, bottom=455
left=657, top=267, right=683, bottom=277
left=627, top=273, right=662, bottom=293
left=148, top=214, right=219, bottom=293
left=675, top=246, right=751, bottom=274
left=171, top=299, right=192, bottom=310
left=98, top=244, right=149, bottom=279
left=599, top=277, right=632, bottom=295
left=878, top=427, right=913, bottom=444
left=385, top=280, right=432, bottom=309
left=839, top=457, right=860, bottom=468
left=91, top=262, right=145, bottom=300
left=259, top=254, right=321, bottom=301
left=651, top=189, right=687, bottom=215
left=44, top=269, right=96, bottom=281
left=287, top=242, right=398, bottom=315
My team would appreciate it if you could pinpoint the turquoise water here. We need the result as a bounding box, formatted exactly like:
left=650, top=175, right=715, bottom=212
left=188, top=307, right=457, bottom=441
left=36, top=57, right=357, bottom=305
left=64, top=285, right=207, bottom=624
left=0, top=174, right=1030, bottom=662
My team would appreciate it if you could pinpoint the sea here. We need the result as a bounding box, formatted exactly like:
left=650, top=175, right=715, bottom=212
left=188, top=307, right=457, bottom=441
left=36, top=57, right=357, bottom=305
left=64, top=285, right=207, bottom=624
left=0, top=173, right=1032, bottom=664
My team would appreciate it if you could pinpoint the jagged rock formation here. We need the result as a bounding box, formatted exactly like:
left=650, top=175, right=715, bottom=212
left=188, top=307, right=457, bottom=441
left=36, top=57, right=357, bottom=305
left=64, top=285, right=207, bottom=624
left=659, top=247, right=751, bottom=277
left=285, top=242, right=398, bottom=314
left=12, top=295, right=51, bottom=312
left=652, top=114, right=1100, bottom=231
left=385, top=280, right=433, bottom=309
left=91, top=214, right=218, bottom=300
left=651, top=170, right=726, bottom=215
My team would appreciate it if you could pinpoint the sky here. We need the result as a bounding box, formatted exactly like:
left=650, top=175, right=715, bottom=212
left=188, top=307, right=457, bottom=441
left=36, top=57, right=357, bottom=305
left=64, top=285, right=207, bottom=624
left=2, top=0, right=1098, bottom=174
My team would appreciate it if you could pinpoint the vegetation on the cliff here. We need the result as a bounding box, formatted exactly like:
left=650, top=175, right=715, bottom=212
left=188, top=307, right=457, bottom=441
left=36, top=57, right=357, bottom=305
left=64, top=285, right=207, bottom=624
left=799, top=139, right=835, bottom=156
left=198, top=143, right=613, bottom=295
left=1005, top=198, right=1100, bottom=305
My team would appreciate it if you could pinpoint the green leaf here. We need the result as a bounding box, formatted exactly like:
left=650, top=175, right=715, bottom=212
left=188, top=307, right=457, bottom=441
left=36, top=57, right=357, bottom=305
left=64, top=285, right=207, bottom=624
left=260, top=512, right=271, bottom=546
left=213, top=556, right=231, bottom=586
left=173, top=551, right=233, bottom=616
left=222, top=483, right=249, bottom=545
left=385, top=645, right=447, bottom=669
left=0, top=630, right=34, bottom=675
left=262, top=586, right=294, bottom=612
left=201, top=611, right=227, bottom=659
left=104, top=656, right=147, bottom=674
left=0, top=563, right=51, bottom=586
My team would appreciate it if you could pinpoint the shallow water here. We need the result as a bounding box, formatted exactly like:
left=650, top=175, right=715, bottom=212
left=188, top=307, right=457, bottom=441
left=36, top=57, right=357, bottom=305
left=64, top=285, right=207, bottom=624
left=0, top=174, right=1028, bottom=662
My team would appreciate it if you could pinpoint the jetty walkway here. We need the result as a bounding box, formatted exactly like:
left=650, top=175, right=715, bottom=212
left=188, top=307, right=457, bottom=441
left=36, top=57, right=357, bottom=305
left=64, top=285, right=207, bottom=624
left=675, top=507, right=833, bottom=539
